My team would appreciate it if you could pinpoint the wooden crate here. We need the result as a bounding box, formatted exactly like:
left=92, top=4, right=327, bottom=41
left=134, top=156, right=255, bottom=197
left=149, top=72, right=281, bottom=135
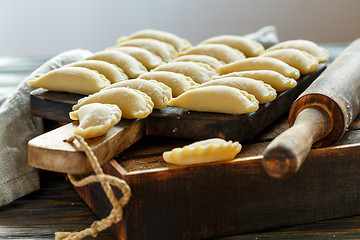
left=73, top=115, right=360, bottom=240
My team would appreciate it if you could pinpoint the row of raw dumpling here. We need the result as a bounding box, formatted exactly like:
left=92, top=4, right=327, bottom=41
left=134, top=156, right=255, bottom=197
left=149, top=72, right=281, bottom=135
left=65, top=31, right=267, bottom=138
left=27, top=29, right=194, bottom=96
left=68, top=33, right=266, bottom=138
left=134, top=34, right=267, bottom=115
left=168, top=39, right=329, bottom=115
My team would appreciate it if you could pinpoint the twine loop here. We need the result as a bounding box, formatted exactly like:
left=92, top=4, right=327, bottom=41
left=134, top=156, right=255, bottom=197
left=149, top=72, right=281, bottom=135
left=55, top=135, right=131, bottom=240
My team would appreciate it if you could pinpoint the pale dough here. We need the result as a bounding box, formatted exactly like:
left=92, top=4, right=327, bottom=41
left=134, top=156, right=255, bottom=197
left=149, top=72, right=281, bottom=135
left=27, top=66, right=110, bottom=95
left=219, top=57, right=300, bottom=80
left=196, top=76, right=277, bottom=104
left=219, top=70, right=297, bottom=92
left=69, top=103, right=121, bottom=139
left=66, top=60, right=128, bottom=83
left=138, top=71, right=197, bottom=97
left=178, top=43, right=246, bottom=64
left=163, top=138, right=242, bottom=165
left=173, top=55, right=223, bottom=72
left=111, top=46, right=164, bottom=70
left=72, top=87, right=154, bottom=119
left=154, top=61, right=218, bottom=84
left=168, top=85, right=259, bottom=114
left=265, top=39, right=329, bottom=63
left=260, top=49, right=319, bottom=74
left=114, top=38, right=177, bottom=62
left=87, top=50, right=147, bottom=79
left=119, top=29, right=192, bottom=52
left=200, top=35, right=265, bottom=57
left=102, top=79, right=172, bottom=109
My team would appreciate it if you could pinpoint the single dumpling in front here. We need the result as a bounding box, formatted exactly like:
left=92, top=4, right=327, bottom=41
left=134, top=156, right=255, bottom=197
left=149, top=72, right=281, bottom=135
left=27, top=66, right=110, bottom=95
left=69, top=103, right=122, bottom=139
left=102, top=79, right=172, bottom=109
left=163, top=138, right=242, bottom=165
left=168, top=85, right=259, bottom=115
left=72, top=87, right=154, bottom=119
left=195, top=76, right=277, bottom=104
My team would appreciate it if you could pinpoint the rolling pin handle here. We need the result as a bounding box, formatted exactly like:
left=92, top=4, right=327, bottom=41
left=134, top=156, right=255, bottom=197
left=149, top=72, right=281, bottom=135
left=262, top=106, right=332, bottom=178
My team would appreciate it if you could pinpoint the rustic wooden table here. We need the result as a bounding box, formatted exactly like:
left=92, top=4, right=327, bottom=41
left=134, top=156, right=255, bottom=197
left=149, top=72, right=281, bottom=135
left=2, top=44, right=360, bottom=239
left=2, top=169, right=360, bottom=239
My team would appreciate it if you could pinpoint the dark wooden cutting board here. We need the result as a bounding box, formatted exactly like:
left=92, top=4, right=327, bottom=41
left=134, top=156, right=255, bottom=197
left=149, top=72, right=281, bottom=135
left=28, top=65, right=325, bottom=174
left=26, top=63, right=360, bottom=240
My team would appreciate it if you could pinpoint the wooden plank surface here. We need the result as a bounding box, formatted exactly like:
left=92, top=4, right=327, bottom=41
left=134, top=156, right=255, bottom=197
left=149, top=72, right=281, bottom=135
left=73, top=123, right=360, bottom=240
left=28, top=119, right=146, bottom=174
left=2, top=169, right=360, bottom=240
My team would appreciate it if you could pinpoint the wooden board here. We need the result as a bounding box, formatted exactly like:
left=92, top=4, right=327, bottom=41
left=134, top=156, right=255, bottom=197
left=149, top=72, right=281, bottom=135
left=72, top=114, right=360, bottom=240
left=30, top=65, right=325, bottom=141
left=28, top=65, right=325, bottom=174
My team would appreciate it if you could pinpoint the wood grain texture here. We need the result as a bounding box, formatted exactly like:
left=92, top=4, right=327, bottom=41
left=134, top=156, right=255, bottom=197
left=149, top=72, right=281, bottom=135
left=3, top=170, right=360, bottom=240
left=0, top=170, right=114, bottom=239
left=262, top=106, right=332, bottom=178
left=72, top=121, right=360, bottom=240
left=28, top=119, right=146, bottom=174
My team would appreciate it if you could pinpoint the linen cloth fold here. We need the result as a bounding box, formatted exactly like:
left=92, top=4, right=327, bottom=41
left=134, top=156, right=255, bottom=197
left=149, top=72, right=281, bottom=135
left=0, top=26, right=278, bottom=207
left=0, top=49, right=92, bottom=206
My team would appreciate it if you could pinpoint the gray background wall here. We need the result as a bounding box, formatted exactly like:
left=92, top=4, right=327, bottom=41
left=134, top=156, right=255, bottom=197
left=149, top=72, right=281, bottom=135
left=1, top=0, right=359, bottom=57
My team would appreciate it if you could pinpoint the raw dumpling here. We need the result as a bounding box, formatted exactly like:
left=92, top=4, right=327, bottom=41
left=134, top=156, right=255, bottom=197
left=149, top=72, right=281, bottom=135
left=87, top=50, right=147, bottom=79
left=200, top=35, right=265, bottom=57
left=219, top=57, right=300, bottom=80
left=196, top=77, right=276, bottom=104
left=138, top=71, right=197, bottom=97
left=72, top=87, right=154, bottom=119
left=265, top=39, right=329, bottom=63
left=219, top=70, right=297, bottom=92
left=154, top=61, right=218, bottom=84
left=178, top=43, right=246, bottom=64
left=27, top=67, right=110, bottom=95
left=66, top=60, right=128, bottom=83
left=163, top=138, right=242, bottom=165
left=69, top=103, right=121, bottom=139
left=260, top=49, right=319, bottom=74
left=111, top=46, right=164, bottom=70
left=102, top=79, right=172, bottom=109
left=119, top=29, right=192, bottom=52
left=168, top=85, right=259, bottom=114
left=114, top=38, right=177, bottom=62
left=173, top=55, right=223, bottom=72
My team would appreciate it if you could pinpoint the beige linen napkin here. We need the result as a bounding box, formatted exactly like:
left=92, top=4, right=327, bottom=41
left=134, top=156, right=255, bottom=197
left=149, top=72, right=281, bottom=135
left=0, top=49, right=92, bottom=206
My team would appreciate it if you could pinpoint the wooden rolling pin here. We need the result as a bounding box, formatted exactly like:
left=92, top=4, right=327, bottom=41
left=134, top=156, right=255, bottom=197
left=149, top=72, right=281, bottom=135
left=262, top=38, right=360, bottom=178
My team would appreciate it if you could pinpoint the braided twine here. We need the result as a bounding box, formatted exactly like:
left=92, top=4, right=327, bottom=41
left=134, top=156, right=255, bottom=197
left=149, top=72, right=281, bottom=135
left=55, top=135, right=131, bottom=240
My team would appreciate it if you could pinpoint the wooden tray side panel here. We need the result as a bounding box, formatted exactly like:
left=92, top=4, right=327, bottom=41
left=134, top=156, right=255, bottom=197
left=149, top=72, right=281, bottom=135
left=118, top=145, right=360, bottom=240
left=75, top=138, right=360, bottom=240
